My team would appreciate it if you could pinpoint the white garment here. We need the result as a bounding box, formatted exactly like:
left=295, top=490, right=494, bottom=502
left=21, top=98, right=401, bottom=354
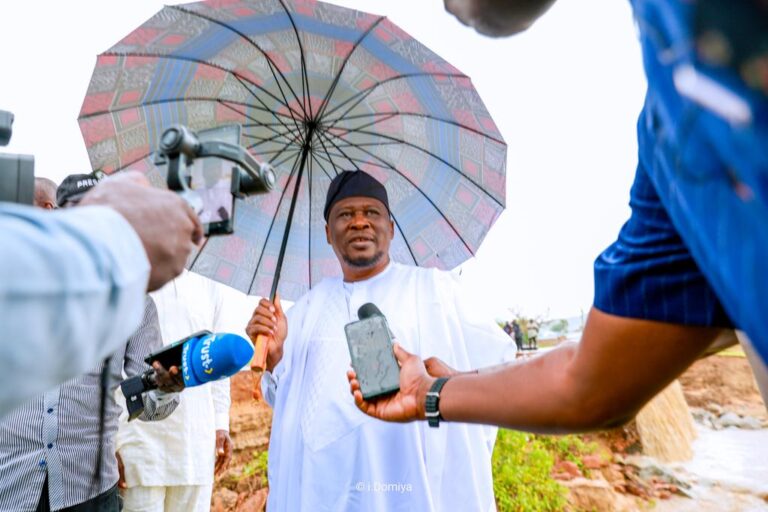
left=263, top=262, right=515, bottom=512
left=121, top=484, right=211, bottom=512
left=0, top=204, right=149, bottom=417
left=117, top=270, right=231, bottom=489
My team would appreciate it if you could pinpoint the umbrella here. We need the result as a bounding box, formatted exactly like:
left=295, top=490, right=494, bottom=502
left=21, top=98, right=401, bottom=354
left=78, top=0, right=507, bottom=304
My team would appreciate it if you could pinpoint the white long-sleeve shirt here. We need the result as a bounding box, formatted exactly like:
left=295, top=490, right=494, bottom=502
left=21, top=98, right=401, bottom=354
left=0, top=203, right=149, bottom=417
left=116, top=270, right=232, bottom=487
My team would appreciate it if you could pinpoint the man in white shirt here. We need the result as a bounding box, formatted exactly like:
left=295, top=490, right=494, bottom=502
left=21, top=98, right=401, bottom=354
left=116, top=270, right=233, bottom=512
left=247, top=171, right=514, bottom=511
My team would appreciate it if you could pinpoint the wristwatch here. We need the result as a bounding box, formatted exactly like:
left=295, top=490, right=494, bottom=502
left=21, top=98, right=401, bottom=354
left=425, top=377, right=450, bottom=428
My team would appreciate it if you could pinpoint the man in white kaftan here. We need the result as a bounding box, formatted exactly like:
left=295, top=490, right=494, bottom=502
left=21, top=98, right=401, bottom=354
left=248, top=171, right=514, bottom=511
left=116, top=270, right=232, bottom=511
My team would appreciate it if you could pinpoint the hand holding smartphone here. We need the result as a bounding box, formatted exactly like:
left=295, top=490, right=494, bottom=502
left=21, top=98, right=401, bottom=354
left=345, top=304, right=400, bottom=400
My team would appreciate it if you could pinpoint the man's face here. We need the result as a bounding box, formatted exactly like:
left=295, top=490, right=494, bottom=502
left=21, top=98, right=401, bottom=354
left=325, top=196, right=394, bottom=278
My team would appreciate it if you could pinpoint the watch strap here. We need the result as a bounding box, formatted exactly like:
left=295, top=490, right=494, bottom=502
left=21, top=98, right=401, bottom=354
left=425, top=377, right=450, bottom=428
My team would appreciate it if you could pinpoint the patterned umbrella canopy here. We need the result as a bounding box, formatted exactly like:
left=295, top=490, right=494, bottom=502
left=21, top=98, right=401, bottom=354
left=78, top=0, right=507, bottom=301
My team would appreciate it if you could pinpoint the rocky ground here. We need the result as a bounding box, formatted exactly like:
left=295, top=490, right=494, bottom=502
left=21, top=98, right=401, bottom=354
left=212, top=351, right=768, bottom=511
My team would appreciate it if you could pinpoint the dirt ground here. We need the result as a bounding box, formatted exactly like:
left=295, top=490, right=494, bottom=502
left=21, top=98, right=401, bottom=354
left=212, top=352, right=767, bottom=511
left=678, top=352, right=767, bottom=421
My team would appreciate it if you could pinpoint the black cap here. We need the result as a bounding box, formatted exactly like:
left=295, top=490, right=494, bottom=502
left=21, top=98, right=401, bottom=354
left=323, top=171, right=389, bottom=221
left=56, top=173, right=101, bottom=207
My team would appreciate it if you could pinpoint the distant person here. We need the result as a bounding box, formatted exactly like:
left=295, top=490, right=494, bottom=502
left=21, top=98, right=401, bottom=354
left=346, top=0, right=768, bottom=433
left=0, top=174, right=182, bottom=511
left=33, top=177, right=57, bottom=210
left=117, top=270, right=232, bottom=512
left=0, top=170, right=202, bottom=416
left=247, top=171, right=514, bottom=511
left=511, top=320, right=523, bottom=351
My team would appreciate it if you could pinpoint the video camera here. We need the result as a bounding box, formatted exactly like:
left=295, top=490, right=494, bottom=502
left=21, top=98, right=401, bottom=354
left=157, top=124, right=277, bottom=235
left=0, top=110, right=34, bottom=205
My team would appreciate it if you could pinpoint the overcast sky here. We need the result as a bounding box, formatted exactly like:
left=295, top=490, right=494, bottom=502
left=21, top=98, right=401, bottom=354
left=0, top=0, right=646, bottom=322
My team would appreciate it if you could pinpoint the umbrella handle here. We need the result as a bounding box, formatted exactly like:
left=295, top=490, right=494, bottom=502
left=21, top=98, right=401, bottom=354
left=250, top=334, right=270, bottom=373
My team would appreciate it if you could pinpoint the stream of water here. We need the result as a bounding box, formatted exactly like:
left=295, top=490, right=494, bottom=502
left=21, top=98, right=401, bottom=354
left=654, top=425, right=768, bottom=511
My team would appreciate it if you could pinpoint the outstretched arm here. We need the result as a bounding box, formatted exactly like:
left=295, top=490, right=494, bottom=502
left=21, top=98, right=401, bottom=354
left=350, top=307, right=723, bottom=433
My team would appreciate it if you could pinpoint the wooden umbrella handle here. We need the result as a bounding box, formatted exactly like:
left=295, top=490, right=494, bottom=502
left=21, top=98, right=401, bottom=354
left=249, top=334, right=269, bottom=401
left=250, top=333, right=270, bottom=372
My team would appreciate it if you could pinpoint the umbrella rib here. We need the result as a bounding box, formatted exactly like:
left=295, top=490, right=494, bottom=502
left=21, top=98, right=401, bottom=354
left=330, top=126, right=504, bottom=208
left=248, top=146, right=301, bottom=157
left=243, top=129, right=298, bottom=150
left=321, top=129, right=475, bottom=257
left=92, top=51, right=302, bottom=122
left=314, top=132, right=418, bottom=266
left=314, top=16, right=386, bottom=122
left=326, top=140, right=401, bottom=149
left=277, top=0, right=313, bottom=120
left=79, top=95, right=295, bottom=126
left=271, top=147, right=303, bottom=169
left=309, top=151, right=337, bottom=181
left=247, top=151, right=303, bottom=296
left=320, top=72, right=466, bottom=122
left=187, top=235, right=211, bottom=272
left=250, top=127, right=304, bottom=165
left=101, top=152, right=162, bottom=175
left=168, top=4, right=308, bottom=121
left=320, top=132, right=362, bottom=174
left=216, top=99, right=295, bottom=138
left=314, top=130, right=351, bottom=175
left=312, top=146, right=391, bottom=171
left=233, top=75, right=304, bottom=140
left=326, top=111, right=506, bottom=146
left=242, top=121, right=292, bottom=128
left=324, top=112, right=398, bottom=137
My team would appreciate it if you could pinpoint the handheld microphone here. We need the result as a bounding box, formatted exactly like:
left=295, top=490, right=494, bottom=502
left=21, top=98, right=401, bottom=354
left=358, top=303, right=383, bottom=319
left=121, top=331, right=254, bottom=420
left=344, top=303, right=400, bottom=399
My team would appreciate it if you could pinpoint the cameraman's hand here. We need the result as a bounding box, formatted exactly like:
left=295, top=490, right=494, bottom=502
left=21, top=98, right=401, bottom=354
left=79, top=171, right=204, bottom=291
left=245, top=292, right=287, bottom=373
left=152, top=361, right=185, bottom=392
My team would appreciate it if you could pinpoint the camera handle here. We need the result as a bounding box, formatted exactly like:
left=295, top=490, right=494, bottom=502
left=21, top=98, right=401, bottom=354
left=159, top=125, right=276, bottom=198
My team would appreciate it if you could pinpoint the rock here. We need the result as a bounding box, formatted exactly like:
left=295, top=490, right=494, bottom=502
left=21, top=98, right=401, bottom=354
left=235, top=489, right=268, bottom=512
left=552, top=460, right=582, bottom=480
left=600, top=463, right=626, bottom=490
left=690, top=407, right=716, bottom=428
left=562, top=477, right=639, bottom=512
left=212, top=488, right=238, bottom=512
left=705, top=402, right=724, bottom=416
left=717, top=411, right=764, bottom=430
left=582, top=454, right=607, bottom=469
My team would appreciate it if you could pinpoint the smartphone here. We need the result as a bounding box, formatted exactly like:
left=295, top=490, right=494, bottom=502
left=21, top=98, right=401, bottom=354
left=143, top=330, right=211, bottom=369
left=345, top=316, right=400, bottom=400
left=188, top=125, right=241, bottom=235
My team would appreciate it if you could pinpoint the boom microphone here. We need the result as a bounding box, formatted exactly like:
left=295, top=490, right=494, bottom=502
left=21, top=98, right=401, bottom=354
left=121, top=331, right=253, bottom=420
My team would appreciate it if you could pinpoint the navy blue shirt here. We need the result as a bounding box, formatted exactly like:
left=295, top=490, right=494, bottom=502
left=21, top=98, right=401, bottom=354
left=594, top=0, right=767, bottom=363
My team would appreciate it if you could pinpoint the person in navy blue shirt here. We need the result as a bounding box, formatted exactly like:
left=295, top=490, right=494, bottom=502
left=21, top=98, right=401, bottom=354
left=347, top=0, right=768, bottom=432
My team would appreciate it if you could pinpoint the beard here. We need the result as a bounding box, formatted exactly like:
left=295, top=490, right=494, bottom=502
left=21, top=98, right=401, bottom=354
left=343, top=250, right=384, bottom=268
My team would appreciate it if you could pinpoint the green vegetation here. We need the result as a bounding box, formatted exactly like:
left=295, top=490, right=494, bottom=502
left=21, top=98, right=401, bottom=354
left=492, top=430, right=601, bottom=511
left=492, top=430, right=568, bottom=512
left=241, top=449, right=269, bottom=487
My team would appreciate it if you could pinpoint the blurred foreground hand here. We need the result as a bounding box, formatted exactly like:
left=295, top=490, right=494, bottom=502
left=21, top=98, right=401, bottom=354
left=80, top=171, right=203, bottom=291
